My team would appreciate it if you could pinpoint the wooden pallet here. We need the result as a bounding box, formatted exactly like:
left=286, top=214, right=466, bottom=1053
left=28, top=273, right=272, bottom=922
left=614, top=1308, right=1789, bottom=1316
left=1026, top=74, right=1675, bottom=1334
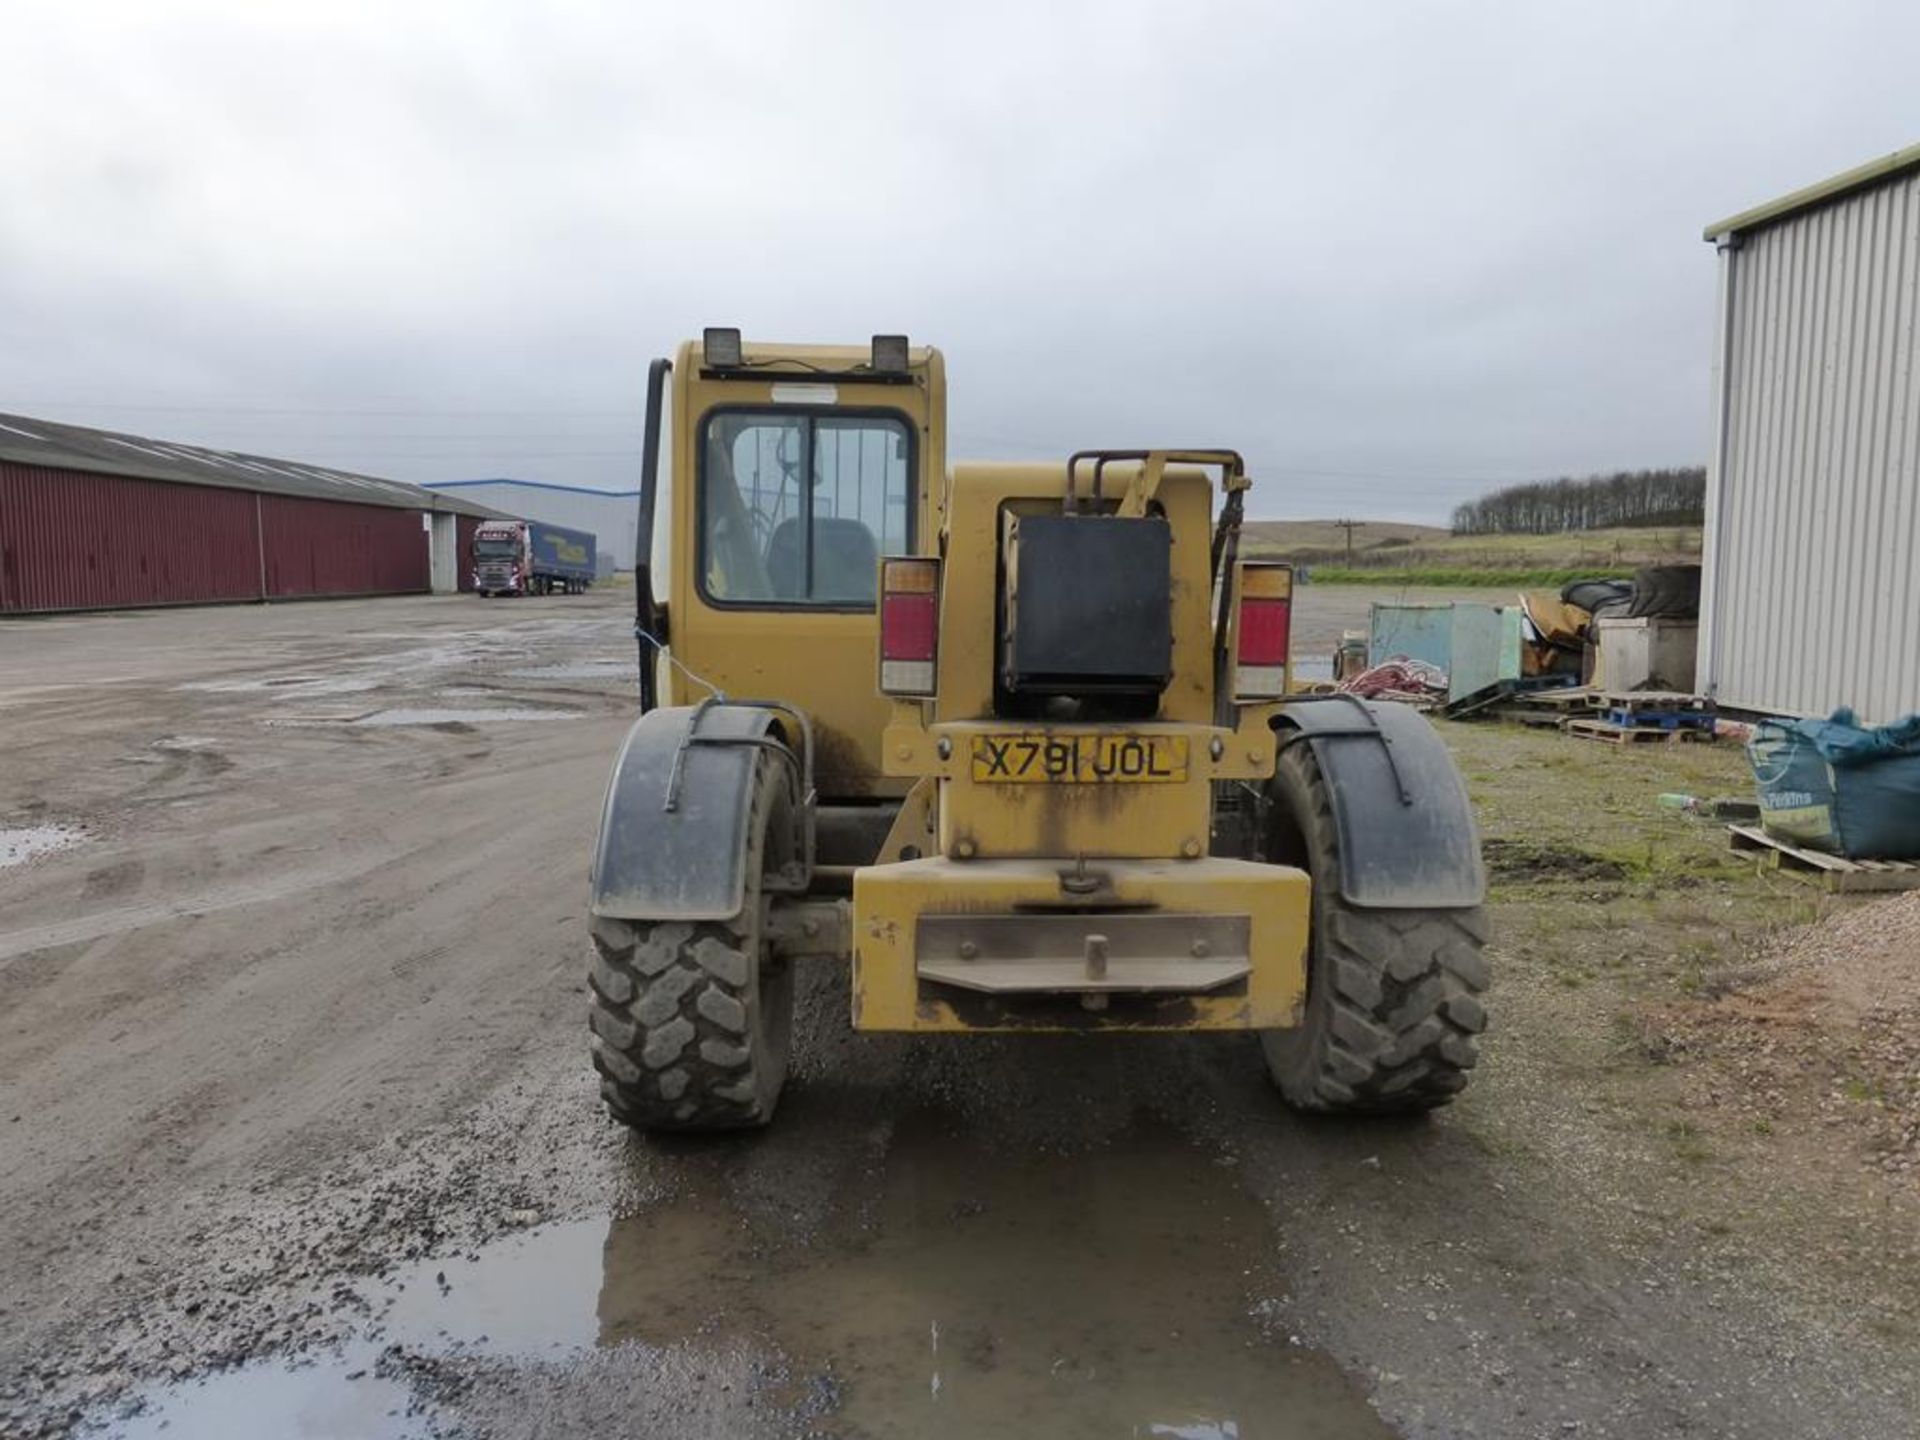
left=1728, top=824, right=1920, bottom=893
left=1600, top=691, right=1715, bottom=714
left=1601, top=707, right=1717, bottom=733
left=1519, top=687, right=1602, bottom=713
left=1445, top=678, right=1575, bottom=720
left=1441, top=681, right=1509, bottom=720
left=1566, top=717, right=1715, bottom=746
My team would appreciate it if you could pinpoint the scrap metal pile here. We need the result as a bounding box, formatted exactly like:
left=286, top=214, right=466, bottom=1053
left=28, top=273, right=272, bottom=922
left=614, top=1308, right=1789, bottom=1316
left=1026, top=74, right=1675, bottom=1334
left=1337, top=657, right=1448, bottom=705
left=1523, top=566, right=1703, bottom=680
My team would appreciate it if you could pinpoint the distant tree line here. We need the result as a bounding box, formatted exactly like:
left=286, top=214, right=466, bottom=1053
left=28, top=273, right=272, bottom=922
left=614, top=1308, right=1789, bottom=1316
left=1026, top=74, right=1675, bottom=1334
left=1449, top=467, right=1705, bottom=535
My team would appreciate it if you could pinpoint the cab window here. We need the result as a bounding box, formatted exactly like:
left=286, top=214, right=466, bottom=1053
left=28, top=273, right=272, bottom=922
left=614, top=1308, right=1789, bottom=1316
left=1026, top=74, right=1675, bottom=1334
left=699, top=410, right=913, bottom=607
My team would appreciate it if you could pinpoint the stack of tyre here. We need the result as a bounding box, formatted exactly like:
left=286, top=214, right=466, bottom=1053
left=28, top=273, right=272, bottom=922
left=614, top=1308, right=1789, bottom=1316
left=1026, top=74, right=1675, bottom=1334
left=1561, top=564, right=1701, bottom=624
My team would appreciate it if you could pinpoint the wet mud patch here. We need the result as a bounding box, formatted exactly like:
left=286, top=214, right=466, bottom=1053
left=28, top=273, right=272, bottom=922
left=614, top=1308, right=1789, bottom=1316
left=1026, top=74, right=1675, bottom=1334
left=141, top=736, right=236, bottom=788
left=266, top=708, right=584, bottom=729
left=1482, top=837, right=1628, bottom=884
left=81, top=857, right=146, bottom=900
left=507, top=661, right=639, bottom=683
left=355, top=708, right=583, bottom=728
left=179, top=674, right=383, bottom=700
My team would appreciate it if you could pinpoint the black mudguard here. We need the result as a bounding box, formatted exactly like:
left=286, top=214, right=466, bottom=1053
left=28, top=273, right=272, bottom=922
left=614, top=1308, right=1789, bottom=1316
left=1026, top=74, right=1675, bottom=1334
left=589, top=704, right=781, bottom=922
left=1276, top=697, right=1485, bottom=909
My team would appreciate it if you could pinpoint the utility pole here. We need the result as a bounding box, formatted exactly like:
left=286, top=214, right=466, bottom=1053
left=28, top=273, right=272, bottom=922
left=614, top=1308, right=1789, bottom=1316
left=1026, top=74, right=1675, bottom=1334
left=1334, top=517, right=1360, bottom=565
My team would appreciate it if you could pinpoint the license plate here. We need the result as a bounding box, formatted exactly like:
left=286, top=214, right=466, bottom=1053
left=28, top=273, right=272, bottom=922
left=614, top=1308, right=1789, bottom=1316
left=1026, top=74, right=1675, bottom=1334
left=970, top=733, right=1190, bottom=784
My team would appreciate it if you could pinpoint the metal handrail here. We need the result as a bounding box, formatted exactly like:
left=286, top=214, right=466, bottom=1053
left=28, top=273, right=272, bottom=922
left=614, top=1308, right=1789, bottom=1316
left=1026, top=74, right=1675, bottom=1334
left=634, top=356, right=671, bottom=712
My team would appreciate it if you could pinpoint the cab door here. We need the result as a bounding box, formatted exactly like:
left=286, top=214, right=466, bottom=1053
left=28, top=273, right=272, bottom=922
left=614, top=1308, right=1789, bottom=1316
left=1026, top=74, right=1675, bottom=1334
left=668, top=393, right=933, bottom=799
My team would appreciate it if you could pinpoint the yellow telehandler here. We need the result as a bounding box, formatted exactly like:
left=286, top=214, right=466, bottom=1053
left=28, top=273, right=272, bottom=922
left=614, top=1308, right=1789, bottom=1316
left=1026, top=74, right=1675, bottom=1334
left=587, top=330, right=1488, bottom=1130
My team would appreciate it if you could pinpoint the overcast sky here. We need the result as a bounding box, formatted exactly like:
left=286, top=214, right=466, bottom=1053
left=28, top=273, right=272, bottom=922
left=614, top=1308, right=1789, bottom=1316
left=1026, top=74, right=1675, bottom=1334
left=4, top=2, right=1917, bottom=522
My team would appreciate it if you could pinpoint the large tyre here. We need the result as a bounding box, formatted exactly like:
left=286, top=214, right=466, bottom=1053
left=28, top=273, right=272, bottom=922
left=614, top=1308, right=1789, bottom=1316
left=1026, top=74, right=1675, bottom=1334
left=1260, top=740, right=1490, bottom=1113
left=1560, top=578, right=1631, bottom=614
left=1626, top=564, right=1701, bottom=621
left=587, top=752, right=796, bottom=1131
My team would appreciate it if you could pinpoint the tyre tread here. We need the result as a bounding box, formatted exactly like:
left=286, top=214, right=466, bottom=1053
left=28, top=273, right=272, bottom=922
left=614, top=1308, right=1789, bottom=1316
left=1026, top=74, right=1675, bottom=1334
left=1265, top=742, right=1491, bottom=1114
left=586, top=755, right=789, bottom=1132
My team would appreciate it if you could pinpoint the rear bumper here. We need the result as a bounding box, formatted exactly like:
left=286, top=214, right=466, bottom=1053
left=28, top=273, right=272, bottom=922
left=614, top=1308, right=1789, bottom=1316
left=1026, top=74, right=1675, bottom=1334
left=850, top=856, right=1309, bottom=1032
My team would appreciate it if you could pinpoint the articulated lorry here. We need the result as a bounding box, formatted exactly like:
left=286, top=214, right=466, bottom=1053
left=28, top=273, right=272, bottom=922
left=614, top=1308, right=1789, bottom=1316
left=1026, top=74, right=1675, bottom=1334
left=471, top=519, right=597, bottom=596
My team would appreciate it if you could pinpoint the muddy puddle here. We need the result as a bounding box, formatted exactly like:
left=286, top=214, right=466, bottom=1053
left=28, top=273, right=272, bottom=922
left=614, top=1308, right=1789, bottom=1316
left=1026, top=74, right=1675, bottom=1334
left=507, top=661, right=639, bottom=682
left=181, top=674, right=382, bottom=698
left=0, top=823, right=86, bottom=869
left=98, top=1121, right=1394, bottom=1437
left=101, top=1354, right=422, bottom=1439
left=353, top=707, right=582, bottom=727
left=267, top=707, right=584, bottom=729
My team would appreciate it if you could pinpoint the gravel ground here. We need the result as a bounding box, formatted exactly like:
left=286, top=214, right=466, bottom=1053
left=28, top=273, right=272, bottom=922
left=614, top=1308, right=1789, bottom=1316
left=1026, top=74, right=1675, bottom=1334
left=1655, top=890, right=1920, bottom=1186
left=1, top=586, right=1916, bottom=1439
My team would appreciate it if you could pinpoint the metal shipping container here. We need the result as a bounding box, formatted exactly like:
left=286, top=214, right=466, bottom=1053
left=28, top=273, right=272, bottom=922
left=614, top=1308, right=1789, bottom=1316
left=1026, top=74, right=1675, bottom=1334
left=1368, top=601, right=1522, bottom=704
left=1701, top=146, right=1920, bottom=724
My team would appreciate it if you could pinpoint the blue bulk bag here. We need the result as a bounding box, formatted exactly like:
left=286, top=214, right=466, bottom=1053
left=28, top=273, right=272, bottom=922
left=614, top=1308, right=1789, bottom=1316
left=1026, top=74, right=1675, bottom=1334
left=1747, top=708, right=1920, bottom=859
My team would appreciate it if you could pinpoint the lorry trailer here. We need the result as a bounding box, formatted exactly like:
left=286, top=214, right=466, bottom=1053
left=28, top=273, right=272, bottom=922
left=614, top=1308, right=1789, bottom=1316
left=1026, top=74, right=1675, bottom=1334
left=472, top=519, right=597, bottom=596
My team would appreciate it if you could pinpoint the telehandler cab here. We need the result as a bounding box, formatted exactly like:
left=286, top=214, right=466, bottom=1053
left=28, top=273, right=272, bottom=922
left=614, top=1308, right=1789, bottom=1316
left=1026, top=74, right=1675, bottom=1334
left=588, top=330, right=1489, bottom=1131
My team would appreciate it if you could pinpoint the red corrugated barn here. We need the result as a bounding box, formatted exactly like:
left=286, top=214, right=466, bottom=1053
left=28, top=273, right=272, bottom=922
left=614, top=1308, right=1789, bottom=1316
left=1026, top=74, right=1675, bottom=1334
left=0, top=413, right=501, bottom=614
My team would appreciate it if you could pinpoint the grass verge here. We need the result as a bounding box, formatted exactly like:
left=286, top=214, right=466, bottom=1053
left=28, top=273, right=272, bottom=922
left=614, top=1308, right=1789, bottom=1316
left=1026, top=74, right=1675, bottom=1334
left=1306, top=565, right=1636, bottom=587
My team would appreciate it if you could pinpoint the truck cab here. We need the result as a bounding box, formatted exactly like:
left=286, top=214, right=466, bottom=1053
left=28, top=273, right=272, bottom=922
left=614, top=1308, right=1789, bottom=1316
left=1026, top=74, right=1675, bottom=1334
left=472, top=519, right=597, bottom=597
left=472, top=520, right=531, bottom=596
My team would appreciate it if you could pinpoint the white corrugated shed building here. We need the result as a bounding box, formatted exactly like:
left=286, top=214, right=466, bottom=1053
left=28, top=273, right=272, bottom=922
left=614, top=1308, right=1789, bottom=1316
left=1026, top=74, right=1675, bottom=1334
left=422, top=479, right=640, bottom=570
left=1700, top=144, right=1920, bottom=724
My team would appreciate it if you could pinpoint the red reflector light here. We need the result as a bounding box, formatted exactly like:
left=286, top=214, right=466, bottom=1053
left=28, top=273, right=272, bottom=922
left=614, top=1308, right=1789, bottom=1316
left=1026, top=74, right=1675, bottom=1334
left=1238, top=597, right=1291, bottom=666
left=881, top=593, right=937, bottom=661
left=878, top=556, right=941, bottom=697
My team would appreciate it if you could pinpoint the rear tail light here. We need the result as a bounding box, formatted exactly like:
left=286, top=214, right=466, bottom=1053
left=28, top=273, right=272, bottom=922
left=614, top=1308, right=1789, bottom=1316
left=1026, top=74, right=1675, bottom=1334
left=1233, top=562, right=1292, bottom=701
left=879, top=557, right=941, bottom=697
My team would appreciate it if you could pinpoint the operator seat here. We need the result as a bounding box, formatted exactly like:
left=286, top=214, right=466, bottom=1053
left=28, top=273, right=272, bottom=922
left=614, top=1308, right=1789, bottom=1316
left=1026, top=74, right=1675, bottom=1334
left=764, top=517, right=879, bottom=603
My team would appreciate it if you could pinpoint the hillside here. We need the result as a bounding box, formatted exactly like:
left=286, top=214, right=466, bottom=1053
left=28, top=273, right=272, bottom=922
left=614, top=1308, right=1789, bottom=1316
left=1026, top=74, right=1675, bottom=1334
left=1241, top=521, right=1703, bottom=585
left=1239, top=519, right=1448, bottom=559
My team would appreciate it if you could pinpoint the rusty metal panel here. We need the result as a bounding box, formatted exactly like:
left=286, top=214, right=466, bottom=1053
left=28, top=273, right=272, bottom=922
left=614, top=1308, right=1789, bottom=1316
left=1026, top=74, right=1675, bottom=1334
left=0, top=461, right=259, bottom=613
left=1701, top=164, right=1920, bottom=724
left=258, top=494, right=429, bottom=599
